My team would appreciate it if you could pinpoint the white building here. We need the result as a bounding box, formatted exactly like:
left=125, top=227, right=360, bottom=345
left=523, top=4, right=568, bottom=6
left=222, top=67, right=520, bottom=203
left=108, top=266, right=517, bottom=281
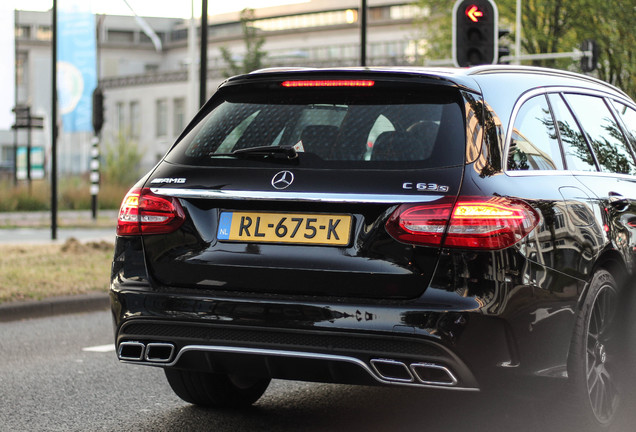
left=4, top=1, right=427, bottom=178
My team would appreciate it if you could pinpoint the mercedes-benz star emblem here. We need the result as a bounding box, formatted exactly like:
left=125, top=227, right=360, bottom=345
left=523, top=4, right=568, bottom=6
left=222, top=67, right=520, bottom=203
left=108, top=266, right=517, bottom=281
left=271, top=171, right=294, bottom=190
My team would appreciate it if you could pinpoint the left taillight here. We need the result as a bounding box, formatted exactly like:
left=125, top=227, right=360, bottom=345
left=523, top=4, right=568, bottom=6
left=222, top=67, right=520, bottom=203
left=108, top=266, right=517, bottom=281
left=385, top=196, right=539, bottom=251
left=116, top=187, right=186, bottom=236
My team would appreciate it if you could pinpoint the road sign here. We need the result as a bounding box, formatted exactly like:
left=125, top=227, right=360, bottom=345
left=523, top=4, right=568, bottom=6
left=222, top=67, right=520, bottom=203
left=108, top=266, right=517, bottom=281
left=12, top=116, right=44, bottom=129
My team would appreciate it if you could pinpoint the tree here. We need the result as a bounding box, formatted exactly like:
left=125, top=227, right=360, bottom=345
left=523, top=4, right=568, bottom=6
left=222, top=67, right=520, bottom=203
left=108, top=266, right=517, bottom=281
left=220, top=9, right=267, bottom=77
left=104, top=130, right=143, bottom=187
left=414, top=0, right=636, bottom=98
left=569, top=0, right=636, bottom=98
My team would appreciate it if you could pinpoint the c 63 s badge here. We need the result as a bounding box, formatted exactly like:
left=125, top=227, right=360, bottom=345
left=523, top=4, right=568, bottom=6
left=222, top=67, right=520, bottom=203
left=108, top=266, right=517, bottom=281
left=402, top=182, right=449, bottom=192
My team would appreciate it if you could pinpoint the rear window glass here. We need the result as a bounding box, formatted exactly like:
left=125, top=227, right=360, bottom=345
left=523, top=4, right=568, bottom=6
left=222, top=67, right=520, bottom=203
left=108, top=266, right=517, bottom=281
left=165, top=85, right=466, bottom=169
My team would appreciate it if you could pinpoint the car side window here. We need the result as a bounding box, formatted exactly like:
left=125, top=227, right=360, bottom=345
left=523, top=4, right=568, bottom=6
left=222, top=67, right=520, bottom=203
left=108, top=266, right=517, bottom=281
left=507, top=95, right=564, bottom=170
left=547, top=93, right=597, bottom=172
left=565, top=94, right=636, bottom=175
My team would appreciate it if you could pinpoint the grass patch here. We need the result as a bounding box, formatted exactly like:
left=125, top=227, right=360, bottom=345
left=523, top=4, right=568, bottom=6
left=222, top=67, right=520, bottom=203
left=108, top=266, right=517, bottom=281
left=0, top=238, right=113, bottom=304
left=0, top=178, right=131, bottom=212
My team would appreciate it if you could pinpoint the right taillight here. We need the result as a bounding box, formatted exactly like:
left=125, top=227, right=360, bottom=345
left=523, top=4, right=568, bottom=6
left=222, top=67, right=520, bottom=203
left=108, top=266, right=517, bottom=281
left=385, top=196, right=539, bottom=251
left=116, top=187, right=186, bottom=236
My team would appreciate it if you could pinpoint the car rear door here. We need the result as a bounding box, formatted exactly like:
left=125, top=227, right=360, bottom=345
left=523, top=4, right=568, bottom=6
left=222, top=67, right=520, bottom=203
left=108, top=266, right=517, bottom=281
left=556, top=92, right=636, bottom=272
left=137, top=74, right=472, bottom=300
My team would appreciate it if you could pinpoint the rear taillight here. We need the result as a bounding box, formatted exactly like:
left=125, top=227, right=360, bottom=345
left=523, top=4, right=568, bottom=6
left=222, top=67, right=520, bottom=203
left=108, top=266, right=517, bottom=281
left=116, top=187, right=186, bottom=236
left=386, top=196, right=539, bottom=250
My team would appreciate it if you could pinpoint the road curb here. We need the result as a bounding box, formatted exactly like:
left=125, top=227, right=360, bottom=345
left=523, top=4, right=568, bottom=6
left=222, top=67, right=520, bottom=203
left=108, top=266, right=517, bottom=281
left=0, top=292, right=110, bottom=323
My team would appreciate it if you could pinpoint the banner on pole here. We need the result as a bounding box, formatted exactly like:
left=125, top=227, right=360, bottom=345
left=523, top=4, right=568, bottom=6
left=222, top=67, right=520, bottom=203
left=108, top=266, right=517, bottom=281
left=57, top=3, right=96, bottom=133
left=0, top=5, right=15, bottom=131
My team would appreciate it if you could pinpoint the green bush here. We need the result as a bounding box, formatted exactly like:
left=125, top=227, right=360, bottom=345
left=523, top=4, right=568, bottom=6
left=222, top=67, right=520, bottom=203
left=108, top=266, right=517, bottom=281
left=103, top=130, right=143, bottom=187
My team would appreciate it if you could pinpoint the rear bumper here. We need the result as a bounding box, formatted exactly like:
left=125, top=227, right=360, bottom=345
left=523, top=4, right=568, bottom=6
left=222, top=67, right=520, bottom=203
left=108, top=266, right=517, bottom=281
left=110, top=287, right=523, bottom=392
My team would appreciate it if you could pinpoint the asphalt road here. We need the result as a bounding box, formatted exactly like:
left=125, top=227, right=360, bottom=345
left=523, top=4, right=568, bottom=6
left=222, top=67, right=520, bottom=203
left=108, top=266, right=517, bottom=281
left=0, top=227, right=115, bottom=245
left=0, top=310, right=632, bottom=432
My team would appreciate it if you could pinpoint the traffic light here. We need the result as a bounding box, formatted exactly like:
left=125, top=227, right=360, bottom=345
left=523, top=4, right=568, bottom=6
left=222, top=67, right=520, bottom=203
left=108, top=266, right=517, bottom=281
left=92, top=87, right=104, bottom=135
left=453, top=0, right=499, bottom=67
left=497, top=28, right=511, bottom=64
left=580, top=39, right=599, bottom=73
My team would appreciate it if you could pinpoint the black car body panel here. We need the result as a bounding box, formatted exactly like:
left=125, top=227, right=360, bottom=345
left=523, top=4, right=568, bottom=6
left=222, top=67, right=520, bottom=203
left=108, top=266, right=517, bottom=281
left=111, top=66, right=636, bottom=407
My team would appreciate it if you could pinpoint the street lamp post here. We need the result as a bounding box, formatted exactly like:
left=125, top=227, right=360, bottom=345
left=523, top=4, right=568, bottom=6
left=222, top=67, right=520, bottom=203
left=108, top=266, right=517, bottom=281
left=51, top=0, right=58, bottom=240
left=200, top=0, right=208, bottom=108
left=360, top=0, right=367, bottom=66
left=515, top=0, right=521, bottom=64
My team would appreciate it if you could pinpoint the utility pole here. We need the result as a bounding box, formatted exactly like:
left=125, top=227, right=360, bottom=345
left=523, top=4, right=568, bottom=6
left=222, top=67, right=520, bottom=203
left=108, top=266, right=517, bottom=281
left=13, top=9, right=18, bottom=186
left=515, top=0, right=521, bottom=64
left=200, top=0, right=208, bottom=108
left=360, top=0, right=367, bottom=66
left=51, top=0, right=58, bottom=240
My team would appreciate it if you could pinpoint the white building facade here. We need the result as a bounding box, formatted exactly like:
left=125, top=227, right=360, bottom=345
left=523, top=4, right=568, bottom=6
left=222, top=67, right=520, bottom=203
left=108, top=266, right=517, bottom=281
left=3, top=1, right=428, bottom=178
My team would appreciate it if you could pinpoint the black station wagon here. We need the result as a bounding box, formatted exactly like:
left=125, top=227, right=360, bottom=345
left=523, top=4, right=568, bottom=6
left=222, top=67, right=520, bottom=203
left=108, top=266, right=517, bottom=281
left=111, top=66, right=636, bottom=431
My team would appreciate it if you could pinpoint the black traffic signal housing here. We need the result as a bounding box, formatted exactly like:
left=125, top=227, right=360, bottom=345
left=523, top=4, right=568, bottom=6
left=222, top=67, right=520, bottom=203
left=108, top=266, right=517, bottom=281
left=92, top=87, right=104, bottom=135
left=497, top=28, right=511, bottom=64
left=580, top=39, right=599, bottom=73
left=453, top=0, right=499, bottom=67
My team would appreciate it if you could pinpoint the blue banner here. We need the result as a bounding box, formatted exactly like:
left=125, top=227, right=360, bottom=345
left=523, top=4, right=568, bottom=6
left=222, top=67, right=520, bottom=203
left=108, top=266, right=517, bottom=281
left=57, top=7, right=96, bottom=133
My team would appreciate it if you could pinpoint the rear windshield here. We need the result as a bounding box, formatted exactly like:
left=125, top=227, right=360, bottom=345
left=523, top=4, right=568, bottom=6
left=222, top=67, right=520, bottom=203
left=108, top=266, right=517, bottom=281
left=165, top=84, right=466, bottom=169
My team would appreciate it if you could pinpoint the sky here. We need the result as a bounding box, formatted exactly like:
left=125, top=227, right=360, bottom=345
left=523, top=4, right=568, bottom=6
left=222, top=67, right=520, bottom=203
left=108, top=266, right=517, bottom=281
left=13, top=0, right=310, bottom=18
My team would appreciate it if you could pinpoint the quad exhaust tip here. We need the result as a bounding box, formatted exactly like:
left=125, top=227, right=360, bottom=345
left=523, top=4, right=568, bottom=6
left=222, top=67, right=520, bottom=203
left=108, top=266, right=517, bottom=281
left=371, top=358, right=458, bottom=387
left=145, top=343, right=175, bottom=363
left=118, top=341, right=145, bottom=361
left=118, top=342, right=175, bottom=363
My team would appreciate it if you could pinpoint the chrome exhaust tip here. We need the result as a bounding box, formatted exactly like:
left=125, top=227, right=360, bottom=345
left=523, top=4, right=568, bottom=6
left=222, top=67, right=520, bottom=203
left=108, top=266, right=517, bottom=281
left=144, top=343, right=175, bottom=363
left=118, top=341, right=145, bottom=361
left=370, top=359, right=414, bottom=383
left=410, top=362, right=458, bottom=386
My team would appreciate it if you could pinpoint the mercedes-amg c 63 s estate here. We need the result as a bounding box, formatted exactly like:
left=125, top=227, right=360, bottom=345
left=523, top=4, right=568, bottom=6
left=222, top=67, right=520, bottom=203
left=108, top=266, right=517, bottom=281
left=111, top=66, right=636, bottom=431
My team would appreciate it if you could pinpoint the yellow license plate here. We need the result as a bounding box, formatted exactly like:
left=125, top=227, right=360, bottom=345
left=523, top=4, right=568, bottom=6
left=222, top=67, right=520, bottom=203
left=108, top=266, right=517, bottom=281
left=217, top=211, right=352, bottom=246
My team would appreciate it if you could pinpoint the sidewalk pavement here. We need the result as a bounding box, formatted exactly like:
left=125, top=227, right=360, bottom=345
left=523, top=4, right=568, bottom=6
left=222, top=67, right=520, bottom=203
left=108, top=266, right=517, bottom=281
left=0, top=292, right=110, bottom=323
left=0, top=210, right=117, bottom=321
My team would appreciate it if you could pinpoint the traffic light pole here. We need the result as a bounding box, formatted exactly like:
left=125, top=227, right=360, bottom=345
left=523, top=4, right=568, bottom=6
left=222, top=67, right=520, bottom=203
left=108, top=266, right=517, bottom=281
left=51, top=0, right=58, bottom=241
left=90, top=134, right=100, bottom=220
left=360, top=0, right=367, bottom=66
left=498, top=49, right=594, bottom=64
left=91, top=87, right=104, bottom=220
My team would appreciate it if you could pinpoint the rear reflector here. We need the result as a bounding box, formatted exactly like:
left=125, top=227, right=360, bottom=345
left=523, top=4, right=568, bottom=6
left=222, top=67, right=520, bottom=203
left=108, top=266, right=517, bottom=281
left=281, top=80, right=375, bottom=88
left=117, top=187, right=186, bottom=236
left=386, top=196, right=539, bottom=250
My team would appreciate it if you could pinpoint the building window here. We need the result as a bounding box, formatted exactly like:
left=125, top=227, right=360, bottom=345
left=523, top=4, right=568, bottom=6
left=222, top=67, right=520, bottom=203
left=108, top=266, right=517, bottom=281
left=36, top=25, right=52, bottom=41
left=156, top=99, right=168, bottom=137
left=173, top=98, right=185, bottom=135
left=254, top=9, right=358, bottom=32
left=140, top=31, right=165, bottom=45
left=389, top=5, right=423, bottom=20
left=130, top=101, right=141, bottom=139
left=116, top=102, right=126, bottom=135
left=15, top=25, right=31, bottom=39
left=108, top=30, right=134, bottom=43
